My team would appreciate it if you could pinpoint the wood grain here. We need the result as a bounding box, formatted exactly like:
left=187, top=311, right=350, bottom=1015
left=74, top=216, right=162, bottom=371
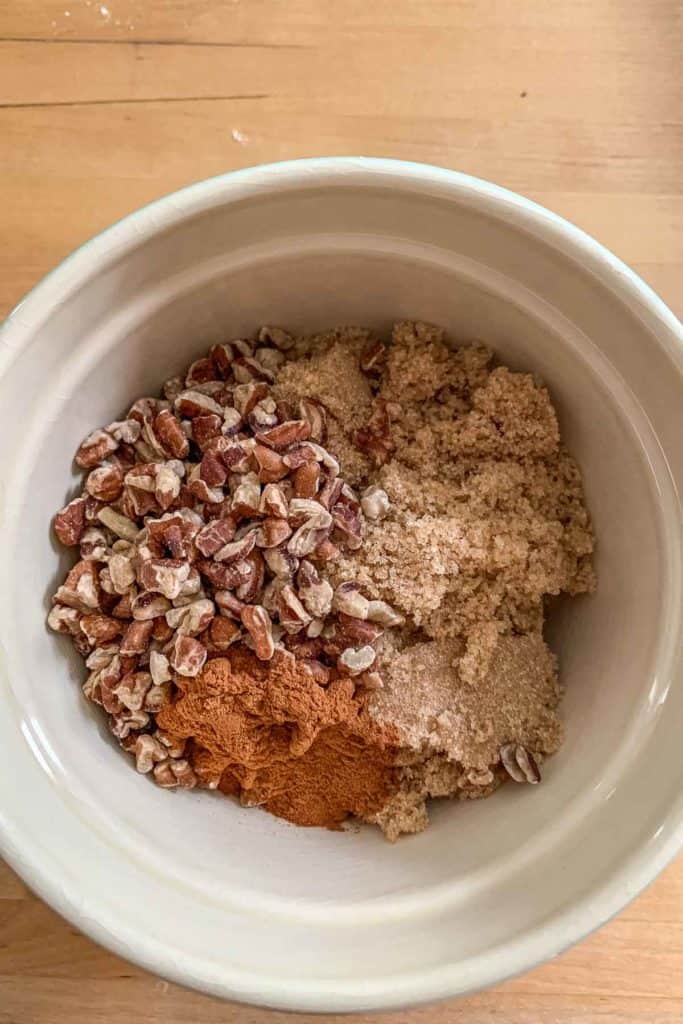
left=0, top=1, right=681, bottom=1021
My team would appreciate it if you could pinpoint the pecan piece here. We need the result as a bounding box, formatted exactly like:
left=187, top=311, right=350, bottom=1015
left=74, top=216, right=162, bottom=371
left=185, top=356, right=218, bottom=387
left=192, top=413, right=222, bottom=451
left=119, top=619, right=155, bottom=656
left=332, top=582, right=369, bottom=619
left=195, top=516, right=237, bottom=557
left=97, top=506, right=139, bottom=542
left=253, top=444, right=288, bottom=484
left=254, top=517, right=292, bottom=549
left=294, top=461, right=321, bottom=498
left=54, top=496, right=87, bottom=546
left=296, top=560, right=333, bottom=618
left=135, top=734, right=168, bottom=773
left=115, top=671, right=153, bottom=712
left=214, top=532, right=257, bottom=564
left=276, top=585, right=312, bottom=635
left=47, top=603, right=82, bottom=635
left=166, top=598, right=215, bottom=636
left=80, top=614, right=123, bottom=645
left=153, top=408, right=190, bottom=458
left=232, top=381, right=270, bottom=417
left=240, top=605, right=275, bottom=660
left=258, top=420, right=311, bottom=452
left=75, top=428, right=119, bottom=468
left=298, top=398, right=327, bottom=443
left=149, top=650, right=172, bottom=686
left=337, top=645, right=376, bottom=676
left=169, top=634, right=207, bottom=677
left=131, top=592, right=171, bottom=621
left=258, top=325, right=294, bottom=351
left=208, top=616, right=242, bottom=650
left=259, top=483, right=288, bottom=519
left=360, top=484, right=391, bottom=521
left=138, top=558, right=190, bottom=600
left=174, top=390, right=223, bottom=418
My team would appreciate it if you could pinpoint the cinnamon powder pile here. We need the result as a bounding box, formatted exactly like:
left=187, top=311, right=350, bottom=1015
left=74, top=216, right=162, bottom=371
left=157, top=648, right=399, bottom=829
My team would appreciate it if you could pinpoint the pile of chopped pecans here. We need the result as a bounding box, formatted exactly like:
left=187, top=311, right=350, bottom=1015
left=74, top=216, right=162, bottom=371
left=48, top=327, right=399, bottom=790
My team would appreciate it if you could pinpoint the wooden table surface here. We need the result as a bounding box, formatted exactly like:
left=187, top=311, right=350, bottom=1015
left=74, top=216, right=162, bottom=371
left=1, top=2, right=682, bottom=1021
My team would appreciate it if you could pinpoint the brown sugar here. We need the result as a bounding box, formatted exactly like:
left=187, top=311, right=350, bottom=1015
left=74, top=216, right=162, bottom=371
left=157, top=648, right=399, bottom=829
left=274, top=327, right=375, bottom=487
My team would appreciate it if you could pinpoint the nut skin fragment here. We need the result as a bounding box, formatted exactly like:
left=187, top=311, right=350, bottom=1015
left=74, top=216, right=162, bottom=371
left=500, top=743, right=541, bottom=784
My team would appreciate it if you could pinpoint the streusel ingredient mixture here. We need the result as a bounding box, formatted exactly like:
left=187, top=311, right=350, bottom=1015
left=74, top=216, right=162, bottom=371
left=48, top=320, right=594, bottom=839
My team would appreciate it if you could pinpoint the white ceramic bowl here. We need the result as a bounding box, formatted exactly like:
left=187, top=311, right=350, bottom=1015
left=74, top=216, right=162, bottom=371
left=1, top=158, right=682, bottom=1012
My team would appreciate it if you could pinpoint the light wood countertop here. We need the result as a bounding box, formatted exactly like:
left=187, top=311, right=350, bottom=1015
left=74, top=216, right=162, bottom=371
left=1, top=2, right=681, bottom=1021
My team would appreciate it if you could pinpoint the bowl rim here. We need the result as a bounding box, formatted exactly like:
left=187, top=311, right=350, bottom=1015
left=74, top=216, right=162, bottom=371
left=1, top=157, right=683, bottom=1012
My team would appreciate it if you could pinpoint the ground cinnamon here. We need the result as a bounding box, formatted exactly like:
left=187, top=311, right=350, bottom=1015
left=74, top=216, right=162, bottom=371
left=157, top=648, right=399, bottom=829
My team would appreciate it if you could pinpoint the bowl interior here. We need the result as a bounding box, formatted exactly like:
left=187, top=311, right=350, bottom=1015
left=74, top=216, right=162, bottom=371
left=1, top=166, right=682, bottom=1008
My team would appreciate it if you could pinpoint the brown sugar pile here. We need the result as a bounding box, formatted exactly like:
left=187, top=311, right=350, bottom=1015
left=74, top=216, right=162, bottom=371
left=49, top=318, right=594, bottom=842
left=289, top=320, right=594, bottom=838
left=157, top=649, right=400, bottom=828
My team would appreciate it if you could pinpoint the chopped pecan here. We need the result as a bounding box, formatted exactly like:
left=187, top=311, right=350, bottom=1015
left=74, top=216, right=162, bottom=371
left=79, top=526, right=110, bottom=560
left=214, top=589, right=246, bottom=619
left=80, top=614, right=123, bottom=645
left=214, top=532, right=257, bottom=564
left=55, top=561, right=100, bottom=612
left=258, top=420, right=311, bottom=452
left=47, top=603, right=82, bottom=635
left=294, top=461, right=320, bottom=498
left=168, top=633, right=207, bottom=677
left=75, top=428, right=119, bottom=469
left=360, top=484, right=391, bottom=521
left=254, top=517, right=292, bottom=549
left=253, top=444, right=288, bottom=484
left=109, top=552, right=136, bottom=594
left=195, top=516, right=237, bottom=557
left=209, top=342, right=234, bottom=378
left=110, top=708, right=150, bottom=741
left=115, top=670, right=152, bottom=712
left=119, top=619, right=155, bottom=656
left=337, top=645, right=376, bottom=676
left=97, top=506, right=139, bottom=542
left=175, top=390, right=223, bottom=418
left=185, top=356, right=218, bottom=387
left=199, top=450, right=228, bottom=488
left=149, top=650, right=172, bottom=686
left=263, top=546, right=299, bottom=578
left=232, top=381, right=269, bottom=417
left=138, top=558, right=190, bottom=600
left=296, top=561, right=333, bottom=618
left=235, top=551, right=265, bottom=603
left=366, top=599, right=403, bottom=626
left=54, top=496, right=87, bottom=546
left=134, top=733, right=168, bottom=773
left=209, top=616, right=242, bottom=650
left=232, top=474, right=262, bottom=516
left=131, top=591, right=171, bottom=621
left=298, top=398, right=327, bottom=443
left=257, top=325, right=294, bottom=351
left=332, top=582, right=369, bottom=619
left=276, top=585, right=312, bottom=634
left=154, top=408, right=190, bottom=458
left=166, top=598, right=215, bottom=636
left=240, top=605, right=275, bottom=660
left=259, top=483, right=288, bottom=519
